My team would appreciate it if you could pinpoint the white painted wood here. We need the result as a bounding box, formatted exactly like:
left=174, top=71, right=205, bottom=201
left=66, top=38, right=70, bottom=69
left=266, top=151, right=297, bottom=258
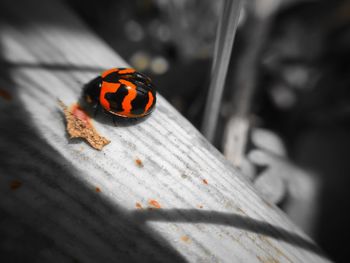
left=0, top=0, right=331, bottom=262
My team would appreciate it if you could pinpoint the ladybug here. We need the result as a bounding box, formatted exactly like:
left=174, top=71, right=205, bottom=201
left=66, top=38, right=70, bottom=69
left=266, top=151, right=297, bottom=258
left=84, top=68, right=156, bottom=118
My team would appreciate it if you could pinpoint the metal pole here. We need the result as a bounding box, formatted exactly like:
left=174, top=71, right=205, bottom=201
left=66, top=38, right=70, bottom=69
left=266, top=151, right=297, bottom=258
left=201, top=0, right=244, bottom=142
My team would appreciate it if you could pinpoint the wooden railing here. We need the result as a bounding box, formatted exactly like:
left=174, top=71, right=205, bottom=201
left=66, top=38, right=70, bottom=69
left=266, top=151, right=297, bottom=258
left=0, top=0, right=331, bottom=262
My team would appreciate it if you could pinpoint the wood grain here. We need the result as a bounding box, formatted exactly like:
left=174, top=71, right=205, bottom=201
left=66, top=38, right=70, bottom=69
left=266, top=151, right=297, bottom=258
left=0, top=0, right=331, bottom=262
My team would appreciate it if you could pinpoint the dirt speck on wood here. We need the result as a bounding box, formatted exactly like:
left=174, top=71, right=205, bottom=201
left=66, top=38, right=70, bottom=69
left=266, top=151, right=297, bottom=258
left=135, top=158, right=144, bottom=167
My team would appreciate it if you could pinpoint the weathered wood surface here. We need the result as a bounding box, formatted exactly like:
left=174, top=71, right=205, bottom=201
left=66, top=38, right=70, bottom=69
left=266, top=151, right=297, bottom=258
left=0, top=0, right=331, bottom=262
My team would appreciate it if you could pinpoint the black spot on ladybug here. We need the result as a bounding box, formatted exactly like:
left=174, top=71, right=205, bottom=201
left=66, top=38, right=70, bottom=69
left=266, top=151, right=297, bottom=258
left=83, top=68, right=157, bottom=119
left=103, top=71, right=121, bottom=83
left=131, top=89, right=149, bottom=115
left=105, top=86, right=128, bottom=112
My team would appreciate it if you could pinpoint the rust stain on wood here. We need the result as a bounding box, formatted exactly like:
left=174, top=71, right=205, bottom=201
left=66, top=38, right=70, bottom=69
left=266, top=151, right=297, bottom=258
left=135, top=202, right=143, bottom=209
left=148, top=199, right=161, bottom=209
left=58, top=100, right=110, bottom=150
left=135, top=158, right=144, bottom=167
left=10, top=180, right=22, bottom=190
left=180, top=235, right=191, bottom=243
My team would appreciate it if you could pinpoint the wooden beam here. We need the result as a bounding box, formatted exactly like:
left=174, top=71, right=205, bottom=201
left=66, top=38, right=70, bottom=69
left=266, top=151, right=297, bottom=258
left=0, top=0, right=331, bottom=262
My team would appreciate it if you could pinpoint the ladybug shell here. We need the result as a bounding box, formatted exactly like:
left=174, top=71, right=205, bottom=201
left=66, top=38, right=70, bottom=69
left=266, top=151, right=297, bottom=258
left=99, top=68, right=156, bottom=118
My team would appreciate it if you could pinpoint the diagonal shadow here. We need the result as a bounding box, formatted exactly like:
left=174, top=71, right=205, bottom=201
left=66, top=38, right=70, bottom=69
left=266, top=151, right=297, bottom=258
left=131, top=209, right=324, bottom=256
left=1, top=61, right=105, bottom=73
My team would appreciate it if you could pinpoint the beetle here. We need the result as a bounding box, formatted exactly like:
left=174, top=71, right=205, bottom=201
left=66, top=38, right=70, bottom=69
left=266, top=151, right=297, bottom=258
left=84, top=68, right=156, bottom=119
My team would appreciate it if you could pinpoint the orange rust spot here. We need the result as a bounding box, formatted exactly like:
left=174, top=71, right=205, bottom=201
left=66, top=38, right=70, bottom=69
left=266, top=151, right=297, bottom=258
left=144, top=91, right=154, bottom=112
left=197, top=205, right=203, bottom=209
left=119, top=79, right=137, bottom=115
left=135, top=202, right=143, bottom=209
left=100, top=82, right=121, bottom=111
left=0, top=89, right=12, bottom=101
left=148, top=199, right=161, bottom=209
left=202, top=179, right=208, bottom=185
left=118, top=68, right=135, bottom=74
left=135, top=158, right=143, bottom=167
left=95, top=187, right=101, bottom=193
left=10, top=180, right=22, bottom=190
left=181, top=235, right=190, bottom=242
left=101, top=68, right=119, bottom=78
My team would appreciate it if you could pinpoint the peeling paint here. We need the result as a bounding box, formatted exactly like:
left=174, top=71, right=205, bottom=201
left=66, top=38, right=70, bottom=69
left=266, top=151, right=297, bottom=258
left=58, top=100, right=110, bottom=150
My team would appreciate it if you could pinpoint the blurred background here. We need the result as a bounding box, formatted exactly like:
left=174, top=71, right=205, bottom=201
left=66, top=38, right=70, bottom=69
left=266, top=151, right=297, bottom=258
left=2, top=0, right=348, bottom=261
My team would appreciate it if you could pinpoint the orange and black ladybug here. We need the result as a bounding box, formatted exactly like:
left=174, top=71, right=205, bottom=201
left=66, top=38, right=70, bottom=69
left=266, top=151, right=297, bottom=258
left=84, top=68, right=156, bottom=119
